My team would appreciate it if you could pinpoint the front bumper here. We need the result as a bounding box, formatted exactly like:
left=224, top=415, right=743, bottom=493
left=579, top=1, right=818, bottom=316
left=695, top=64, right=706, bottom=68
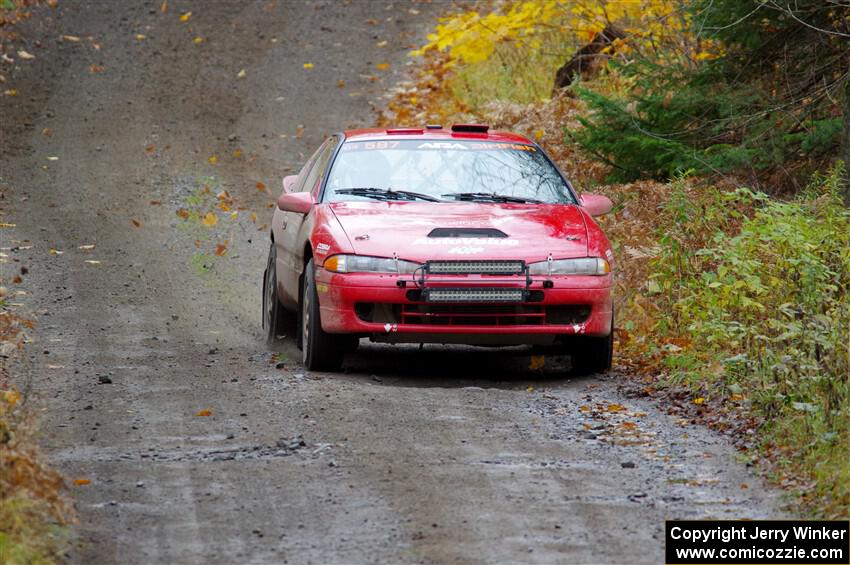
left=314, top=269, right=613, bottom=344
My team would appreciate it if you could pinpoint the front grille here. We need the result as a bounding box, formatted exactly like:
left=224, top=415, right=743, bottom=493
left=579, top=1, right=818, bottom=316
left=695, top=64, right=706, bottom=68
left=354, top=303, right=590, bottom=327
left=401, top=303, right=546, bottom=326
left=423, top=287, right=526, bottom=303
left=425, top=260, right=525, bottom=275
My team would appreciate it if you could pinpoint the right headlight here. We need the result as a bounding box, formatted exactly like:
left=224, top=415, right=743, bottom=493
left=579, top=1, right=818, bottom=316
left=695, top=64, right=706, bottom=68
left=323, top=254, right=421, bottom=274
left=528, top=257, right=610, bottom=276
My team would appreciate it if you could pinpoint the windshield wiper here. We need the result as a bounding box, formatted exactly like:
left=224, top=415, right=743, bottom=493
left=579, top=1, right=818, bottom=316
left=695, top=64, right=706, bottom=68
left=334, top=187, right=442, bottom=202
left=442, top=192, right=544, bottom=204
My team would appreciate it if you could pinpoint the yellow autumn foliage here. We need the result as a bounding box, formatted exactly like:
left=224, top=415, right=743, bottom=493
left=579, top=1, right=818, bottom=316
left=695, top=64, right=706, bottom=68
left=412, top=0, right=720, bottom=68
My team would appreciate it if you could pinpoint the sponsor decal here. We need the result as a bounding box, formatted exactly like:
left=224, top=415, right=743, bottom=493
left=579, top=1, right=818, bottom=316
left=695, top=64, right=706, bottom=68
left=316, top=282, right=329, bottom=294
left=412, top=237, right=520, bottom=247
left=316, top=242, right=331, bottom=255
left=447, top=246, right=484, bottom=255
left=417, top=142, right=468, bottom=150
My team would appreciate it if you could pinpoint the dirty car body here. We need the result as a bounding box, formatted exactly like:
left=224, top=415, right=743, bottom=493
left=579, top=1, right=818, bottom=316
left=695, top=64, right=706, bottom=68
left=263, top=125, right=615, bottom=372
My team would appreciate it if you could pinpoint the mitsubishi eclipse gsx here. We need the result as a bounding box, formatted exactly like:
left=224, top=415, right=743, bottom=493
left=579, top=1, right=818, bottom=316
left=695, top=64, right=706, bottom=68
left=262, top=124, right=615, bottom=373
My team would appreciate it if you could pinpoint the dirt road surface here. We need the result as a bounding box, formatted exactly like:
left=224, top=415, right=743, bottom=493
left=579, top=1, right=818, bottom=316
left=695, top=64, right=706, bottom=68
left=1, top=1, right=785, bottom=563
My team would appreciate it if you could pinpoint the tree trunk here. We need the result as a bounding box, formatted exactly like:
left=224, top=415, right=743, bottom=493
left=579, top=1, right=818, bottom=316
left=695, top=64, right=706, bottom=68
left=552, top=25, right=625, bottom=95
left=842, top=74, right=850, bottom=205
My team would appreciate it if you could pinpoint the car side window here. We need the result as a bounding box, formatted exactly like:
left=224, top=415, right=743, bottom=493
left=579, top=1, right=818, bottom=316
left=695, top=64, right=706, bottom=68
left=298, top=137, right=337, bottom=195
left=291, top=141, right=327, bottom=193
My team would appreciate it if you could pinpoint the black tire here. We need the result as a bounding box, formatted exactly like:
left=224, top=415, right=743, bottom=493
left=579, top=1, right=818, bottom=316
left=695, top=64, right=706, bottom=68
left=263, top=244, right=288, bottom=344
left=571, top=316, right=614, bottom=375
left=301, top=258, right=345, bottom=371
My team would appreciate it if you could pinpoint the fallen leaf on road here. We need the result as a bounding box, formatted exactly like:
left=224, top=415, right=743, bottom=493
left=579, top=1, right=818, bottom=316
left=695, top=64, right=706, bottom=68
left=529, top=355, right=545, bottom=370
left=149, top=200, right=161, bottom=205
left=606, top=403, right=627, bottom=412
left=250, top=212, right=257, bottom=223
left=337, top=79, right=345, bottom=88
left=61, top=35, right=81, bottom=42
left=49, top=249, right=63, bottom=255
left=214, top=241, right=228, bottom=256
left=90, top=64, right=105, bottom=73
left=179, top=11, right=191, bottom=22
left=202, top=212, right=218, bottom=227
left=131, top=219, right=142, bottom=228
left=42, top=127, right=52, bottom=137
left=208, top=155, right=218, bottom=165
left=195, top=408, right=212, bottom=416
left=160, top=0, right=167, bottom=13
left=526, top=385, right=535, bottom=392
left=135, top=34, right=146, bottom=40
left=256, top=181, right=267, bottom=193
left=4, top=89, right=18, bottom=97
left=303, top=63, right=314, bottom=69
left=193, top=37, right=204, bottom=44
left=232, top=149, right=242, bottom=158
left=621, top=421, right=638, bottom=430
left=3, top=389, right=21, bottom=405
left=218, top=202, right=231, bottom=212
left=0, top=223, right=16, bottom=228
left=73, top=478, right=91, bottom=486
left=693, top=397, right=705, bottom=405
left=176, top=209, right=190, bottom=219
left=376, top=62, right=390, bottom=71
left=237, top=69, right=246, bottom=79
left=579, top=405, right=591, bottom=412
left=376, top=40, right=387, bottom=47
left=12, top=276, right=22, bottom=284
left=295, top=124, right=305, bottom=138
left=17, top=50, right=35, bottom=60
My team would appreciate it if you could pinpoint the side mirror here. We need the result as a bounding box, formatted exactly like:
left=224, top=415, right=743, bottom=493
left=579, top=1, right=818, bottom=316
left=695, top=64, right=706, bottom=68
left=580, top=193, right=613, bottom=217
left=277, top=192, right=314, bottom=214
left=282, top=175, right=299, bottom=193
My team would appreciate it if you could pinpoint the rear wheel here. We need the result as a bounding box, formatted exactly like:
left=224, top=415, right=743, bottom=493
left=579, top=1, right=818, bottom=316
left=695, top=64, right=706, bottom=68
left=263, top=244, right=288, bottom=344
left=301, top=258, right=345, bottom=371
left=571, top=315, right=614, bottom=375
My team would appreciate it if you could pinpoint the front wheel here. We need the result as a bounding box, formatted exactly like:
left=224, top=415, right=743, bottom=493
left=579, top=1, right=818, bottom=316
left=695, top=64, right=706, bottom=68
left=301, top=258, right=345, bottom=371
left=571, top=316, right=614, bottom=375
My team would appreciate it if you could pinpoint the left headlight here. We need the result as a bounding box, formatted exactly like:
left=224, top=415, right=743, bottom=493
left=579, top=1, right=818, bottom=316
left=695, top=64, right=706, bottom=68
left=528, top=257, right=610, bottom=276
left=324, top=254, right=421, bottom=274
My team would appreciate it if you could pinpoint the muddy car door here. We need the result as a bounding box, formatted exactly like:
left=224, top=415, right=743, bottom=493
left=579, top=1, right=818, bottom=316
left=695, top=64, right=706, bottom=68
left=276, top=137, right=337, bottom=305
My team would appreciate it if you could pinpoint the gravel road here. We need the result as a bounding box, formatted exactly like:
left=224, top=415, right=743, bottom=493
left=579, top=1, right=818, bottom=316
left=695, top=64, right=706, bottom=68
left=1, top=1, right=785, bottom=563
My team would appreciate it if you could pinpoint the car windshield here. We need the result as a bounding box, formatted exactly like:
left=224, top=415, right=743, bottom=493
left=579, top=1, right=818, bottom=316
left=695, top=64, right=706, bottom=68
left=324, top=139, right=575, bottom=205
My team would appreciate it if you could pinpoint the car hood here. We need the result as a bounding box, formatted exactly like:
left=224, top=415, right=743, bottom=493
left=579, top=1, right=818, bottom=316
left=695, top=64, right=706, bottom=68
left=328, top=201, right=588, bottom=262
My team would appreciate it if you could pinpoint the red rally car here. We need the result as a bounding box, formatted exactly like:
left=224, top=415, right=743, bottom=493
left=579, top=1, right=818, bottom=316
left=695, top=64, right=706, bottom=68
left=263, top=124, right=615, bottom=372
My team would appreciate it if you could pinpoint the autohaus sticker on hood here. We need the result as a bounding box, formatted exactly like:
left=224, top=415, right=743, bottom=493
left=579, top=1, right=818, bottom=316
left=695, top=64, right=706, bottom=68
left=412, top=237, right=520, bottom=246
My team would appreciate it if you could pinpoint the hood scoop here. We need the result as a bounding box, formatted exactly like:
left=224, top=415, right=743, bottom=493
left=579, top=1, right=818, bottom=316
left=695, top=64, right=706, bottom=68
left=428, top=227, right=507, bottom=238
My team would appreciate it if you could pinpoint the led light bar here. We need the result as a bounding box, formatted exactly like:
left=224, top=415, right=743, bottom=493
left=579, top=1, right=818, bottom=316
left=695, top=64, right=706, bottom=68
left=423, top=288, right=526, bottom=303
left=426, top=260, right=525, bottom=275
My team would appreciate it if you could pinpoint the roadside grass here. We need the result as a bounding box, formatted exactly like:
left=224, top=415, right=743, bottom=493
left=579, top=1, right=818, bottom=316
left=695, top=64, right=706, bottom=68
left=1, top=313, right=72, bottom=564
left=389, top=11, right=850, bottom=517
left=611, top=171, right=850, bottom=517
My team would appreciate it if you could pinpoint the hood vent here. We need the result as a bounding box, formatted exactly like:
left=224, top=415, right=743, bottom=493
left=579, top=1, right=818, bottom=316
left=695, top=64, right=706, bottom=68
left=428, top=227, right=507, bottom=238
